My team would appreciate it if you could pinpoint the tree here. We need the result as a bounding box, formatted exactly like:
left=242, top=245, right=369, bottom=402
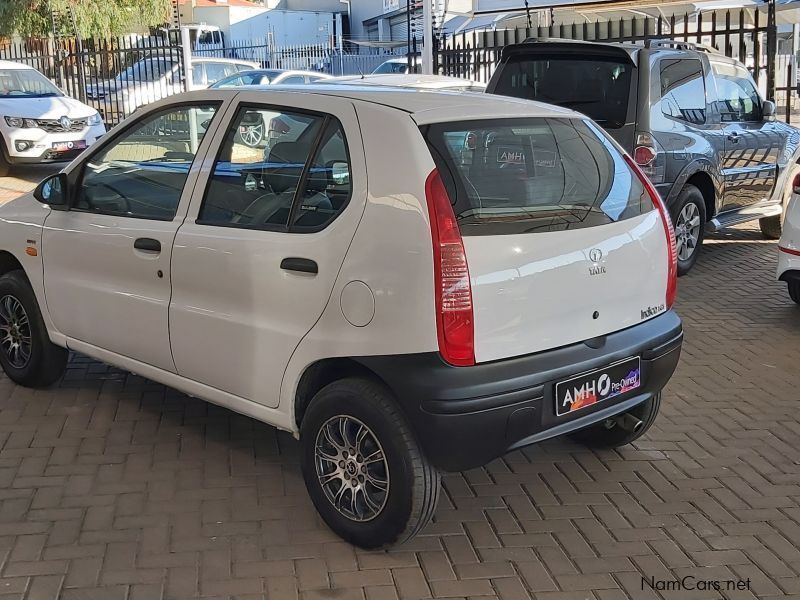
left=0, top=0, right=172, bottom=39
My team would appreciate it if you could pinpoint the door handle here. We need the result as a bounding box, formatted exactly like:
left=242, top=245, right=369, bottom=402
left=727, top=132, right=742, bottom=143
left=134, top=238, right=161, bottom=253
left=280, top=257, right=318, bottom=274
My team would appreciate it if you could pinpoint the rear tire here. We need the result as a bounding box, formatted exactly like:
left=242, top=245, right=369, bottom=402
left=672, top=185, right=706, bottom=276
left=0, top=271, right=67, bottom=387
left=300, top=377, right=440, bottom=549
left=760, top=164, right=800, bottom=240
left=789, top=281, right=800, bottom=305
left=568, top=393, right=661, bottom=448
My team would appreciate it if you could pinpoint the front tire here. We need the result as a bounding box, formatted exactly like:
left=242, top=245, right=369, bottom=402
left=568, top=393, right=661, bottom=448
left=300, top=378, right=440, bottom=549
left=0, top=271, right=67, bottom=387
left=760, top=164, right=800, bottom=240
left=0, top=140, right=10, bottom=177
left=672, top=185, right=706, bottom=276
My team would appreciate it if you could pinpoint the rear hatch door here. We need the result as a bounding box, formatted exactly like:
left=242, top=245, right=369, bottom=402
left=424, top=117, right=669, bottom=363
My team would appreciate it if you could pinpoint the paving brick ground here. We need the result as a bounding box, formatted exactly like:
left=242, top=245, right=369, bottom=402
left=0, top=166, right=60, bottom=205
left=0, top=172, right=799, bottom=599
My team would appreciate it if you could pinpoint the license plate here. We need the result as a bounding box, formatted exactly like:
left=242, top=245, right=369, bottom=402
left=52, top=140, right=86, bottom=152
left=555, top=357, right=641, bottom=417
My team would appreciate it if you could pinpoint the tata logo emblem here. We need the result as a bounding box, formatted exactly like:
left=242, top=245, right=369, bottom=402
left=588, top=248, right=606, bottom=276
left=59, top=116, right=72, bottom=131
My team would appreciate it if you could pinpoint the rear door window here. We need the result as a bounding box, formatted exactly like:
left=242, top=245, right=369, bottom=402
left=660, top=59, right=706, bottom=124
left=424, top=118, right=653, bottom=236
left=492, top=55, right=632, bottom=129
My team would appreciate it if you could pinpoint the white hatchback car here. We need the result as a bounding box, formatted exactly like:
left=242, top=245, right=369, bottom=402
left=0, top=86, right=683, bottom=548
left=0, top=61, right=105, bottom=176
left=777, top=171, right=800, bottom=303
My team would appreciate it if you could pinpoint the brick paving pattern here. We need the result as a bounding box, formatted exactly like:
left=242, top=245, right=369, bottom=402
left=0, top=172, right=799, bottom=599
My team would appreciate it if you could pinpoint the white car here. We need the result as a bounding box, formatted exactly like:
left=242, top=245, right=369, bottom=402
left=777, top=167, right=800, bottom=303
left=0, top=86, right=682, bottom=548
left=86, top=56, right=258, bottom=121
left=372, top=57, right=420, bottom=74
left=210, top=69, right=334, bottom=88
left=323, top=73, right=485, bottom=92
left=0, top=61, right=104, bottom=176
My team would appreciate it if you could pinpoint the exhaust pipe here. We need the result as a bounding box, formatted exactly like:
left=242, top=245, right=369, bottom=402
left=613, top=412, right=644, bottom=434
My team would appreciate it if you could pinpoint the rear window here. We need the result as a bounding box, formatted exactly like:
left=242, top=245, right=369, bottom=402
left=424, top=118, right=654, bottom=236
left=492, top=55, right=632, bottom=129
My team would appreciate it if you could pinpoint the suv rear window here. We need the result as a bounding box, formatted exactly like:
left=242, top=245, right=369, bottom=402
left=424, top=118, right=654, bottom=236
left=492, top=55, right=631, bottom=129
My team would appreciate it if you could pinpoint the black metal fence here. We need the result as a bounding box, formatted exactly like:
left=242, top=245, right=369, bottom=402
left=434, top=3, right=798, bottom=124
left=0, top=36, right=184, bottom=127
left=2, top=3, right=796, bottom=128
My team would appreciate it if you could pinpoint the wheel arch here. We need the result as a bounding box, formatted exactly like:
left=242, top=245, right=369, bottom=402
left=665, top=160, right=722, bottom=217
left=0, top=251, right=27, bottom=281
left=684, top=171, right=716, bottom=222
left=294, top=358, right=391, bottom=429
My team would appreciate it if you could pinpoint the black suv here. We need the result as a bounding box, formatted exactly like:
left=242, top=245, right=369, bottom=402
left=487, top=38, right=800, bottom=274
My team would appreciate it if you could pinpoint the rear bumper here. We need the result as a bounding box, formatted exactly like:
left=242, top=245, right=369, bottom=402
left=356, top=310, right=683, bottom=472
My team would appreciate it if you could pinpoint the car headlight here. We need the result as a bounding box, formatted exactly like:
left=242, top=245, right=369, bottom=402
left=87, top=112, right=103, bottom=126
left=4, top=117, right=38, bottom=128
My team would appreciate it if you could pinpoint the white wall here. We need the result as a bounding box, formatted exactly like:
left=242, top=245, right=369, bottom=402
left=228, top=7, right=337, bottom=46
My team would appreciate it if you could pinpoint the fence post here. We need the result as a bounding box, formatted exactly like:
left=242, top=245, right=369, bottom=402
left=180, top=27, right=193, bottom=93
left=766, top=0, right=777, bottom=101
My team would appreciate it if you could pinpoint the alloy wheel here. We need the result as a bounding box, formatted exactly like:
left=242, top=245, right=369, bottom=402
left=314, top=415, right=390, bottom=522
left=675, top=202, right=701, bottom=262
left=0, top=295, right=32, bottom=369
left=240, top=122, right=265, bottom=148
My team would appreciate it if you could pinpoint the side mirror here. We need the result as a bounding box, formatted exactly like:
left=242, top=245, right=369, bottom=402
left=763, top=99, right=777, bottom=120
left=33, top=173, right=68, bottom=208
left=330, top=161, right=350, bottom=186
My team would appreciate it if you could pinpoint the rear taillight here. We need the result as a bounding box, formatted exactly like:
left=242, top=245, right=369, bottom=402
left=793, top=172, right=800, bottom=194
left=425, top=169, right=475, bottom=366
left=634, top=132, right=657, bottom=167
left=623, top=154, right=678, bottom=309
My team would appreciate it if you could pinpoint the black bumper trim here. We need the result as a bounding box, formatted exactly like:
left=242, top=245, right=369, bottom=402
left=355, top=310, right=683, bottom=472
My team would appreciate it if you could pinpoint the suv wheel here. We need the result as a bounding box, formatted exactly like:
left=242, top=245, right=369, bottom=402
left=672, top=185, right=706, bottom=276
left=300, top=377, right=440, bottom=549
left=569, top=393, right=661, bottom=448
left=760, top=164, right=800, bottom=240
left=0, top=271, right=67, bottom=387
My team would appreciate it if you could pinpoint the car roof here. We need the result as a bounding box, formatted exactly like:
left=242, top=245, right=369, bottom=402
left=274, top=70, right=332, bottom=78
left=192, top=56, right=258, bottom=65
left=325, top=74, right=484, bottom=89
left=0, top=60, right=35, bottom=71
left=181, top=85, right=580, bottom=123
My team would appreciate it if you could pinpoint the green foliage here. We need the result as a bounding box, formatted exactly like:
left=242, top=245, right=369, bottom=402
left=0, top=0, right=172, bottom=39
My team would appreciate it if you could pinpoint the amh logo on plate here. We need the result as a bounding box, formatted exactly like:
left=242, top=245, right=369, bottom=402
left=561, top=366, right=641, bottom=413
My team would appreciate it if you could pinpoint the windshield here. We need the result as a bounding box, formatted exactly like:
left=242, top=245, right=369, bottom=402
left=493, top=55, right=632, bottom=129
left=373, top=61, right=414, bottom=74
left=0, top=68, right=62, bottom=97
left=116, top=59, right=177, bottom=83
left=424, top=118, right=652, bottom=236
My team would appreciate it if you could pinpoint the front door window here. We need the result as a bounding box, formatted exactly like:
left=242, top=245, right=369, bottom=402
left=75, top=105, right=219, bottom=220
